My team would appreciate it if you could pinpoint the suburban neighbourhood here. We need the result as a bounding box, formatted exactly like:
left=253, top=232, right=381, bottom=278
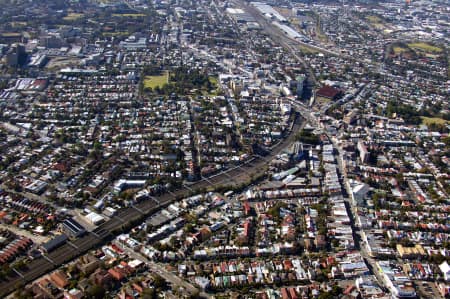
left=0, top=0, right=449, bottom=298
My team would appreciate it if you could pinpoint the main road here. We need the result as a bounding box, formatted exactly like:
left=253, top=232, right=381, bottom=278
left=0, top=113, right=304, bottom=297
left=291, top=98, right=391, bottom=292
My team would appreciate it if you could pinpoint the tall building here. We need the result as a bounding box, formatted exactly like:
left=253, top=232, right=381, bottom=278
left=5, top=43, right=27, bottom=67
left=296, top=75, right=306, bottom=97
left=357, top=140, right=369, bottom=163
left=40, top=35, right=67, bottom=48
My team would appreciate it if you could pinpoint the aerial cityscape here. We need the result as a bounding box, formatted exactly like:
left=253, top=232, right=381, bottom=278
left=0, top=0, right=449, bottom=298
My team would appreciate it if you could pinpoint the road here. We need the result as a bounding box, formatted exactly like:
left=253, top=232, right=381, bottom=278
left=0, top=112, right=303, bottom=297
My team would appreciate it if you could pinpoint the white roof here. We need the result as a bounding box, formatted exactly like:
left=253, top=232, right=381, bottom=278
left=440, top=261, right=450, bottom=274
left=353, top=183, right=369, bottom=195
left=128, top=259, right=144, bottom=268
left=85, top=212, right=104, bottom=223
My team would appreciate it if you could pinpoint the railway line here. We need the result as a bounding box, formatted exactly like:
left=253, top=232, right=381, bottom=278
left=0, top=113, right=303, bottom=297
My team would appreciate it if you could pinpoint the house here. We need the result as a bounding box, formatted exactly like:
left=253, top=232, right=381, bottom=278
left=90, top=269, right=114, bottom=288
left=78, top=254, right=100, bottom=275
left=64, top=288, right=83, bottom=299
left=193, top=227, right=212, bottom=243
left=108, top=268, right=125, bottom=281
left=437, top=282, right=450, bottom=297
left=49, top=270, right=69, bottom=289
left=396, top=244, right=426, bottom=259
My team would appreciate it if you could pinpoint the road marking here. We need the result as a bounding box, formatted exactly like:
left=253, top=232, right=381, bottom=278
left=67, top=241, right=79, bottom=250
left=131, top=204, right=144, bottom=215
left=150, top=196, right=160, bottom=204
left=42, top=255, right=55, bottom=265
left=167, top=190, right=178, bottom=198
left=236, top=164, right=253, bottom=176
left=222, top=171, right=233, bottom=179
left=91, top=229, right=110, bottom=239
left=12, top=268, right=24, bottom=278
left=200, top=175, right=215, bottom=186
left=91, top=231, right=101, bottom=238
left=255, top=154, right=273, bottom=164
left=114, top=215, right=125, bottom=223
left=182, top=184, right=193, bottom=191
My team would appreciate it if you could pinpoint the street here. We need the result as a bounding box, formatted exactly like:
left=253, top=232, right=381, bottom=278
left=113, top=241, right=211, bottom=298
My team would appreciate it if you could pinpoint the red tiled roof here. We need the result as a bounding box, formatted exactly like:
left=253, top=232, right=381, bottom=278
left=316, top=85, right=340, bottom=99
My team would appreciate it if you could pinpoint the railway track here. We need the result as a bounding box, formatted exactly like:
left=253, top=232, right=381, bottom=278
left=0, top=113, right=303, bottom=297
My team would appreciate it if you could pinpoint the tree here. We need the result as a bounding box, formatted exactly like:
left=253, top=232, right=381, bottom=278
left=93, top=141, right=103, bottom=151
left=443, top=136, right=450, bottom=146
left=184, top=223, right=195, bottom=234
left=183, top=290, right=201, bottom=299
left=152, top=274, right=167, bottom=289
left=88, top=284, right=105, bottom=299
left=296, top=129, right=320, bottom=145
left=13, top=289, right=33, bottom=299
left=141, top=288, right=156, bottom=299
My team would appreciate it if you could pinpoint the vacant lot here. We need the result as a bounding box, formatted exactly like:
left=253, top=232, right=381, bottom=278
left=45, top=57, right=80, bottom=71
left=143, top=72, right=169, bottom=89
left=298, top=44, right=319, bottom=54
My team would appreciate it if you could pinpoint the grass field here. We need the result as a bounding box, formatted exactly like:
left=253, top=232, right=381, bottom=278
left=408, top=42, right=443, bottom=53
left=366, top=15, right=382, bottom=24
left=63, top=13, right=84, bottom=21
left=112, top=13, right=146, bottom=18
left=365, top=14, right=389, bottom=31
left=393, top=46, right=409, bottom=54
left=10, top=22, right=27, bottom=27
left=421, top=117, right=449, bottom=126
left=208, top=76, right=218, bottom=86
left=207, top=76, right=220, bottom=96
left=143, top=72, right=169, bottom=89
left=367, top=16, right=386, bottom=30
